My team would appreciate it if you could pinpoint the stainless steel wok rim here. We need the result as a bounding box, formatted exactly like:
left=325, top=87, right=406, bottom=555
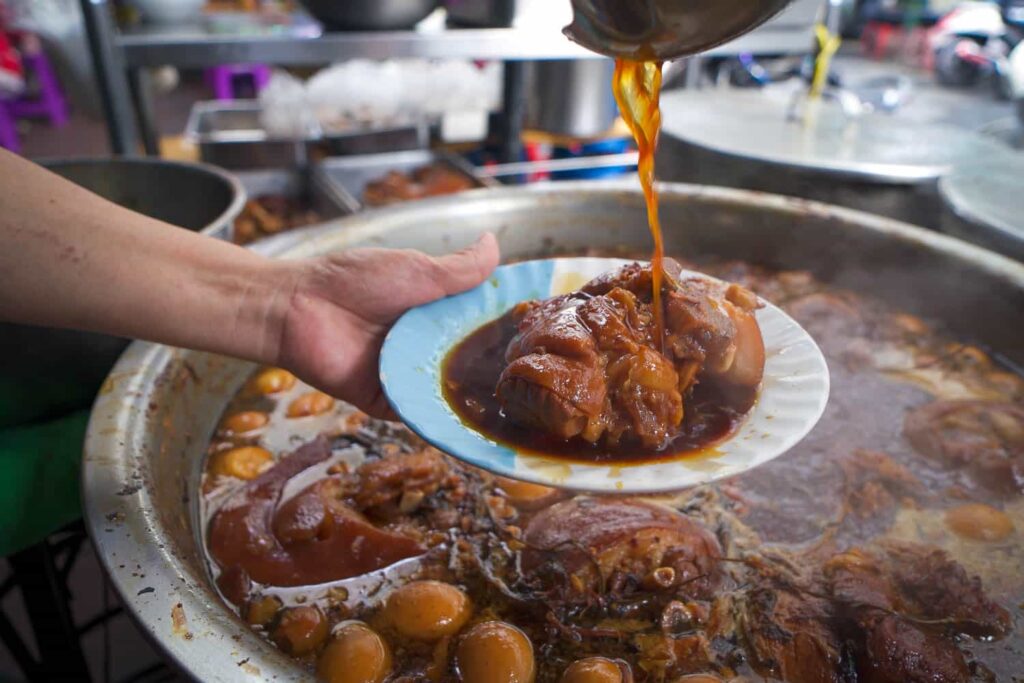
left=255, top=180, right=1023, bottom=282
left=82, top=181, right=1024, bottom=681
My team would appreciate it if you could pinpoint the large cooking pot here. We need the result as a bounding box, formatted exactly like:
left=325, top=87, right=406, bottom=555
left=44, top=157, right=245, bottom=241
left=298, top=0, right=440, bottom=30
left=82, top=183, right=1023, bottom=681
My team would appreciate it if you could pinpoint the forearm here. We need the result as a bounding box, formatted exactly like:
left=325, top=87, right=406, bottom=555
left=0, top=149, right=291, bottom=364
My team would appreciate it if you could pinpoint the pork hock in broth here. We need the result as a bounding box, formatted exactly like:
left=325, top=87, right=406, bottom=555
left=201, top=256, right=1024, bottom=682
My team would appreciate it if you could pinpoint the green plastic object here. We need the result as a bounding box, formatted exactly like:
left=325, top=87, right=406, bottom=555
left=0, top=375, right=100, bottom=431
left=0, top=410, right=89, bottom=556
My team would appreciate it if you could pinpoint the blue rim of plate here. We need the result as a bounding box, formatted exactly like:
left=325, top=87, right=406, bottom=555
left=380, top=257, right=830, bottom=494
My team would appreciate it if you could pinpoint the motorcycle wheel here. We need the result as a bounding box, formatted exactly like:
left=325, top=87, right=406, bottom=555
left=994, top=71, right=1014, bottom=100
left=935, top=43, right=982, bottom=87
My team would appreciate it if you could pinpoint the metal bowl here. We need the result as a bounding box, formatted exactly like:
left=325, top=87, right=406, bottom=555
left=0, top=158, right=245, bottom=428
left=298, top=0, right=440, bottom=30
left=43, top=157, right=245, bottom=240
left=563, top=0, right=792, bottom=60
left=82, top=183, right=1024, bottom=680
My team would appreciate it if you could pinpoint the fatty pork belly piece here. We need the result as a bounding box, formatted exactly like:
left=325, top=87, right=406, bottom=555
left=496, top=262, right=765, bottom=448
left=520, top=497, right=722, bottom=599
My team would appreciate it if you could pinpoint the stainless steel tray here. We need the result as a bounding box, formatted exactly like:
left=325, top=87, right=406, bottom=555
left=185, top=101, right=430, bottom=170
left=313, top=150, right=497, bottom=213
left=220, top=167, right=347, bottom=244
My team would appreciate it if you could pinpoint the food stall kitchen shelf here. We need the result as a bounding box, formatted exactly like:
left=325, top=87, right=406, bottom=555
left=77, top=0, right=820, bottom=158
left=185, top=101, right=431, bottom=169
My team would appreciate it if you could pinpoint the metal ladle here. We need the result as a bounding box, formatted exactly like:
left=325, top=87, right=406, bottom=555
left=564, top=0, right=795, bottom=61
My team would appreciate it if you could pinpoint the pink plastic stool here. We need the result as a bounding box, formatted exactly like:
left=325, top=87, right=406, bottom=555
left=861, top=20, right=903, bottom=60
left=0, top=101, right=19, bottom=152
left=206, top=63, right=272, bottom=100
left=6, top=52, right=68, bottom=127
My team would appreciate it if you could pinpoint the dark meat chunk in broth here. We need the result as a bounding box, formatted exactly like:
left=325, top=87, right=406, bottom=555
left=496, top=262, right=764, bottom=449
left=857, top=614, right=971, bottom=683
left=739, top=585, right=846, bottom=683
left=520, top=497, right=722, bottom=600
left=884, top=542, right=1011, bottom=639
left=351, top=447, right=451, bottom=519
left=824, top=543, right=1010, bottom=683
left=904, top=400, right=1024, bottom=495
left=837, top=449, right=924, bottom=535
left=497, top=295, right=612, bottom=441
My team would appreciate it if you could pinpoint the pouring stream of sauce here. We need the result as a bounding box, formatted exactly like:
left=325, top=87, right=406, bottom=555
left=612, top=59, right=665, bottom=348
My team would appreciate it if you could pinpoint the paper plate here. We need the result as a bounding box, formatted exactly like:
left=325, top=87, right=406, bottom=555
left=380, top=257, right=829, bottom=494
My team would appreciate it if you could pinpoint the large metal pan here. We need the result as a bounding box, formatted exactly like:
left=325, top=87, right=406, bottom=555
left=655, top=87, right=982, bottom=229
left=82, top=183, right=1024, bottom=681
left=939, top=138, right=1024, bottom=262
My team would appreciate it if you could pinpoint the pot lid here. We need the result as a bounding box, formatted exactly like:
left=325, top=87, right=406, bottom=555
left=660, top=85, right=978, bottom=183
left=939, top=137, right=1024, bottom=245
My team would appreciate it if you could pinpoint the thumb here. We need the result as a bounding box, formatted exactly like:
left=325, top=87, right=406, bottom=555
left=430, top=232, right=501, bottom=296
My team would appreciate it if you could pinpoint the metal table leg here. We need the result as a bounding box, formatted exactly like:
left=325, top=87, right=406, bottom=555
left=499, top=61, right=527, bottom=166
left=127, top=68, right=161, bottom=156
left=7, top=541, right=92, bottom=681
left=79, top=0, right=140, bottom=155
left=684, top=55, right=704, bottom=88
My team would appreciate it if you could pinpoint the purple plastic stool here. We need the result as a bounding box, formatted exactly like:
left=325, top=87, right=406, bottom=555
left=206, top=63, right=272, bottom=100
left=7, top=52, right=68, bottom=127
left=0, top=101, right=19, bottom=152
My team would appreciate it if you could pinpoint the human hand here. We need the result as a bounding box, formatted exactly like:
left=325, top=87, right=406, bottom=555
left=274, top=234, right=500, bottom=419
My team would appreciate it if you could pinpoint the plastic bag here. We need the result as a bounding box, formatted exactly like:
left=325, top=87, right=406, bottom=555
left=258, top=70, right=321, bottom=139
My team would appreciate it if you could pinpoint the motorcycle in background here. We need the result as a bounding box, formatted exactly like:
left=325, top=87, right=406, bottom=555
left=931, top=0, right=1024, bottom=102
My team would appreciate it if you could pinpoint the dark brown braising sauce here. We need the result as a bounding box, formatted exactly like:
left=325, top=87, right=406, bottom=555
left=442, top=303, right=751, bottom=464
left=613, top=59, right=666, bottom=347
